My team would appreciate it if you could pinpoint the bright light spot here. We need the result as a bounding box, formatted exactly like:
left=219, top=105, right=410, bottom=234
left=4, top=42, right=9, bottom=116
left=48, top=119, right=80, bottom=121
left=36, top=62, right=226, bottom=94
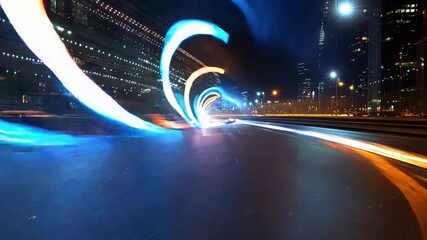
left=338, top=2, right=354, bottom=16
left=272, top=90, right=278, bottom=96
left=330, top=71, right=337, bottom=79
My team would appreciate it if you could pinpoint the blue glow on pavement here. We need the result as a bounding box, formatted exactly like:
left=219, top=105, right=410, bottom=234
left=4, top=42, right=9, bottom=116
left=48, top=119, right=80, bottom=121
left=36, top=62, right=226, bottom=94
left=0, top=120, right=80, bottom=146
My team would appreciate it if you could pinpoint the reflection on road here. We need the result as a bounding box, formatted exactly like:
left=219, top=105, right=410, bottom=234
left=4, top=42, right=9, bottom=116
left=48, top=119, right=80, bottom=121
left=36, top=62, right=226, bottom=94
left=241, top=120, right=427, bottom=239
left=347, top=149, right=427, bottom=239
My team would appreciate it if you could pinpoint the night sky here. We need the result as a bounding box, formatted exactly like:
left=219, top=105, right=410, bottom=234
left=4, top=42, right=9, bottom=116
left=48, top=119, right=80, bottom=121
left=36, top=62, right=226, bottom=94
left=114, top=0, right=323, bottom=97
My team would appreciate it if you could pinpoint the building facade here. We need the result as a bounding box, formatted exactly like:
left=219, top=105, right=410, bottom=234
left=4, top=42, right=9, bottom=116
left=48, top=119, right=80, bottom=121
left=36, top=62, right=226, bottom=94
left=381, top=0, right=426, bottom=113
left=297, top=63, right=313, bottom=101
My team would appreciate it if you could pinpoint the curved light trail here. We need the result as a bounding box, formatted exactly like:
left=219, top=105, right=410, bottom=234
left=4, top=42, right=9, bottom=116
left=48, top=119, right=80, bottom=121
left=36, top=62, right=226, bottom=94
left=239, top=120, right=427, bottom=169
left=184, top=67, right=225, bottom=127
left=201, top=96, right=220, bottom=111
left=160, top=20, right=229, bottom=124
left=195, top=88, right=222, bottom=124
left=0, top=0, right=161, bottom=132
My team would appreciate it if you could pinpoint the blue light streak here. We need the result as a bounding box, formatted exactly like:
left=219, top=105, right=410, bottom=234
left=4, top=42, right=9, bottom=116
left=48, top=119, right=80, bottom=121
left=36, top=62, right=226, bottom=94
left=0, top=120, right=79, bottom=146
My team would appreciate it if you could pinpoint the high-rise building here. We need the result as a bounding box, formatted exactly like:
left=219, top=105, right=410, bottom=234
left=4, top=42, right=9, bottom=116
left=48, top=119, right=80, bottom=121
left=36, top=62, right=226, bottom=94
left=381, top=0, right=426, bottom=113
left=367, top=0, right=382, bottom=113
left=297, top=63, right=312, bottom=101
left=416, top=2, right=427, bottom=114
left=348, top=35, right=369, bottom=111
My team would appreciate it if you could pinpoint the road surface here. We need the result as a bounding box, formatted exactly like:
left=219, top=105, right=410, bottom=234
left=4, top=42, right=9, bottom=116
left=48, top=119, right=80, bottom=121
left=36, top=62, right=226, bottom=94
left=0, top=122, right=426, bottom=240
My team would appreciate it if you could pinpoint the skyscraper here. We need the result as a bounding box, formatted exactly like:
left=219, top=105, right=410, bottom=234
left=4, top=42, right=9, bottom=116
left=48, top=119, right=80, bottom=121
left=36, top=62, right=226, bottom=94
left=348, top=35, right=369, bottom=111
left=297, top=63, right=312, bottom=101
left=367, top=0, right=382, bottom=113
left=381, top=0, right=426, bottom=113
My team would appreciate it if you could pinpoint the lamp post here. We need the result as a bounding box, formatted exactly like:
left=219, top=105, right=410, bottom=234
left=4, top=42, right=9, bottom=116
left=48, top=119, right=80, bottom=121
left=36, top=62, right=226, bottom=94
left=257, top=91, right=266, bottom=115
left=330, top=71, right=339, bottom=112
left=421, top=57, right=425, bottom=115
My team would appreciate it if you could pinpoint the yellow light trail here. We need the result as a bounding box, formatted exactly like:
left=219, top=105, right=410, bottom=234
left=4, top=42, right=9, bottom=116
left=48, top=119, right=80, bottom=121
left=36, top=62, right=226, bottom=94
left=201, top=96, right=220, bottom=111
left=239, top=120, right=427, bottom=169
left=184, top=67, right=225, bottom=126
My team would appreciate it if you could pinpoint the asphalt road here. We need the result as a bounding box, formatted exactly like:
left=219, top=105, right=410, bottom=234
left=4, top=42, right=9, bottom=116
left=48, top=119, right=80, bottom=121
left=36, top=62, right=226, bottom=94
left=0, top=122, right=426, bottom=240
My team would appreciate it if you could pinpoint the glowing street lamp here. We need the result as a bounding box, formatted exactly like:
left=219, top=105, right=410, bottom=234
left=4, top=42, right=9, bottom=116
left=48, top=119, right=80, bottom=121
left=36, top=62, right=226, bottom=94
left=272, top=90, right=278, bottom=96
left=338, top=81, right=344, bottom=87
left=338, top=2, right=354, bottom=16
left=330, top=71, right=338, bottom=79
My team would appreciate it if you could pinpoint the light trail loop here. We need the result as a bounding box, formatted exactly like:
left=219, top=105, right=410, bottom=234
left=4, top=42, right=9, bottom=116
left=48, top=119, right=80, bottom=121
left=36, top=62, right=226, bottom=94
left=160, top=20, right=229, bottom=125
left=184, top=67, right=225, bottom=127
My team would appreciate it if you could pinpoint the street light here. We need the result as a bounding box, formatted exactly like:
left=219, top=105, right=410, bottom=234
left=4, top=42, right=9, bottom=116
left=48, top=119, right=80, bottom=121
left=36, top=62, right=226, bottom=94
left=330, top=71, right=340, bottom=112
left=272, top=90, right=278, bottom=96
left=338, top=2, right=354, bottom=16
left=349, top=85, right=355, bottom=110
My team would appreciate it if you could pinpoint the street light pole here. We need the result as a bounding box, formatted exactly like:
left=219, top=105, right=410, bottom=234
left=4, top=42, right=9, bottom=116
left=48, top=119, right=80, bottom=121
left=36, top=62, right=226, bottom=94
left=336, top=79, right=339, bottom=112
left=421, top=57, right=425, bottom=115
left=318, top=83, right=321, bottom=113
left=262, top=92, right=266, bottom=116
